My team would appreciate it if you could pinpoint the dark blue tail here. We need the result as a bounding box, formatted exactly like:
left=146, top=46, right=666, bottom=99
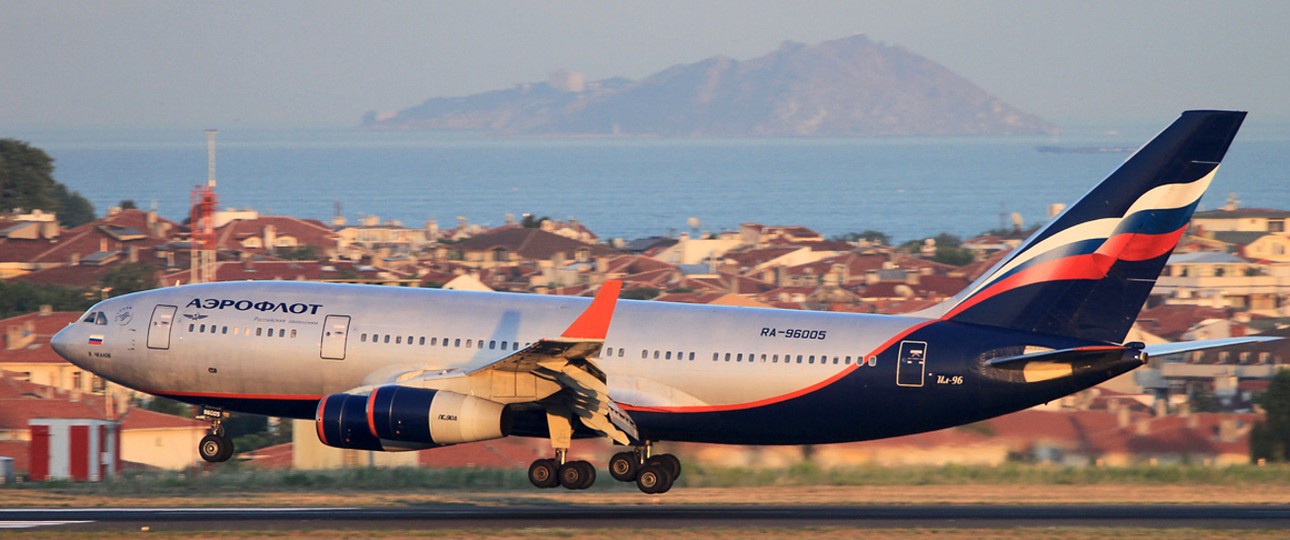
left=922, top=110, right=1246, bottom=343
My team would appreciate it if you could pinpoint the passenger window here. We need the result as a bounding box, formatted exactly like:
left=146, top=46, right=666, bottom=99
left=419, top=337, right=425, bottom=345
left=222, top=326, right=228, bottom=335
left=256, top=328, right=263, bottom=337
left=642, top=350, right=648, bottom=359
left=796, top=355, right=803, bottom=364
left=290, top=329, right=296, bottom=338
left=653, top=350, right=660, bottom=360
left=665, top=351, right=672, bottom=360
left=396, top=336, right=402, bottom=344
left=384, top=335, right=391, bottom=344
left=688, top=352, right=694, bottom=361
left=454, top=338, right=461, bottom=347
left=725, top=353, right=731, bottom=362
left=189, top=324, right=195, bottom=332
left=361, top=334, right=367, bottom=343
left=431, top=337, right=437, bottom=346
left=280, top=329, right=286, bottom=338
left=490, top=340, right=497, bottom=350
left=712, top=352, right=719, bottom=361
left=466, top=339, right=473, bottom=348
left=200, top=324, right=207, bottom=333
left=736, top=353, right=743, bottom=362
left=761, top=354, right=767, bottom=363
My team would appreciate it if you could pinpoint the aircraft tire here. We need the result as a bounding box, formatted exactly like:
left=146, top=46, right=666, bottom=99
left=199, top=434, right=233, bottom=463
left=559, top=460, right=596, bottom=490
left=215, top=434, right=235, bottom=462
left=608, top=451, right=638, bottom=482
left=635, top=464, right=674, bottom=494
left=528, top=459, right=559, bottom=489
left=648, top=453, right=681, bottom=479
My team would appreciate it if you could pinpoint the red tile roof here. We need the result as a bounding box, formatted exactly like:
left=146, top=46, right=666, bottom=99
left=1, top=311, right=80, bottom=365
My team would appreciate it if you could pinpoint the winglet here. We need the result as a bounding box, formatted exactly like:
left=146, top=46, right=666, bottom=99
left=560, top=280, right=622, bottom=340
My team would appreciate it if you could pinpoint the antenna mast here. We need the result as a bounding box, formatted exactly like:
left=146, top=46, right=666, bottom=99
left=190, top=130, right=219, bottom=284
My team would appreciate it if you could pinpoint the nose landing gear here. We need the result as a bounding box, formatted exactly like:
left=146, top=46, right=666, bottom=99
left=196, top=407, right=234, bottom=463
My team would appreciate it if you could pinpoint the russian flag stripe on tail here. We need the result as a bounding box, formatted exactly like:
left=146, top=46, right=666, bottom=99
left=918, top=110, right=1246, bottom=344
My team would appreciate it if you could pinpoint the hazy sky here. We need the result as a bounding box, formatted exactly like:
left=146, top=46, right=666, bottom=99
left=4, top=0, right=1288, bottom=130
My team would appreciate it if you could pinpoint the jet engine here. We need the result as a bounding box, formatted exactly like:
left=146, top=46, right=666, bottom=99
left=315, top=386, right=512, bottom=451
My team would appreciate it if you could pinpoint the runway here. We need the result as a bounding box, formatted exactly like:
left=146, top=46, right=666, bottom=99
left=4, top=504, right=1290, bottom=532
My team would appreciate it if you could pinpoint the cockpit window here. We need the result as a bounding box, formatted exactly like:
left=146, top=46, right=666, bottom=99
left=94, top=312, right=108, bottom=326
left=83, top=311, right=98, bottom=323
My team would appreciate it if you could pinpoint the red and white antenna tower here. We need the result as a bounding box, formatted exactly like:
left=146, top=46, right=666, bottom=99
left=189, top=129, right=219, bottom=284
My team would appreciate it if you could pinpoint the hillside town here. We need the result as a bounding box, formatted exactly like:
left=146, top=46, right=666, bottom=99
left=2, top=196, right=1289, bottom=481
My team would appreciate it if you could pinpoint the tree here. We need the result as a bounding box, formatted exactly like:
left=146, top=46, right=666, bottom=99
left=0, top=281, right=94, bottom=319
left=831, top=230, right=890, bottom=246
left=118, top=199, right=138, bottom=210
left=274, top=245, right=320, bottom=261
left=0, top=139, right=95, bottom=227
left=620, top=287, right=660, bottom=300
left=520, top=214, right=551, bottom=228
left=100, top=262, right=159, bottom=296
left=1252, top=370, right=1290, bottom=462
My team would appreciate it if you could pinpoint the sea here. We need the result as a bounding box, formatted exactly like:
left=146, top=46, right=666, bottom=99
left=11, top=120, right=1290, bottom=244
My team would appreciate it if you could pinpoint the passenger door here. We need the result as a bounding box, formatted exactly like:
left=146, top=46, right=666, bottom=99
left=320, top=315, right=351, bottom=360
left=146, top=305, right=177, bottom=350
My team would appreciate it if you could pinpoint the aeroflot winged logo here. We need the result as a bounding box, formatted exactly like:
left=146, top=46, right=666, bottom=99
left=186, top=298, right=324, bottom=315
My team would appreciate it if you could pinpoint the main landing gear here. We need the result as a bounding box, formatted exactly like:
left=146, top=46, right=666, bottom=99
left=197, top=407, right=235, bottom=463
left=527, top=443, right=681, bottom=494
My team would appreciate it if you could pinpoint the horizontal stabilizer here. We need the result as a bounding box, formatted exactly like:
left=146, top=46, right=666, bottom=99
left=1141, top=336, right=1280, bottom=358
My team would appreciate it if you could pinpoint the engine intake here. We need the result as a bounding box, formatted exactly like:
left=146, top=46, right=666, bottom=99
left=315, top=386, right=511, bottom=451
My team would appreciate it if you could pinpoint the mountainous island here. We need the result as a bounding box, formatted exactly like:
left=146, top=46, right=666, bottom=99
left=361, top=35, right=1056, bottom=137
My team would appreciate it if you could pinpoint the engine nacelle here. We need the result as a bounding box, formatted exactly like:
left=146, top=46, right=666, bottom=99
left=315, top=386, right=511, bottom=451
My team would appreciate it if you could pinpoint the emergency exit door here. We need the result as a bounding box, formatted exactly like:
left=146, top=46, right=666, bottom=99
left=896, top=340, right=927, bottom=387
left=320, top=315, right=351, bottom=360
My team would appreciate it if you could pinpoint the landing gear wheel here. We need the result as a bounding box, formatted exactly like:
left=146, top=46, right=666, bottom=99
left=528, top=458, right=559, bottom=489
left=635, top=464, right=675, bottom=494
left=199, top=433, right=234, bottom=463
left=559, top=460, right=596, bottom=490
left=648, top=453, right=682, bottom=480
left=609, top=451, right=639, bottom=482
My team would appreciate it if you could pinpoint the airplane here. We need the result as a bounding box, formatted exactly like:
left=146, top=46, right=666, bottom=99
left=52, top=110, right=1270, bottom=494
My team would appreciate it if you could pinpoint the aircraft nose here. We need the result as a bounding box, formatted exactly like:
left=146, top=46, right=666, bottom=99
left=50, top=326, right=75, bottom=361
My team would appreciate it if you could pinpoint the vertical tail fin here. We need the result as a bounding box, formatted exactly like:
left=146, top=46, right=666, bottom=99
left=921, top=110, right=1246, bottom=343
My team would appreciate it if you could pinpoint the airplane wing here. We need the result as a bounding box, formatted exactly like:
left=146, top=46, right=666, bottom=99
left=382, top=280, right=638, bottom=445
